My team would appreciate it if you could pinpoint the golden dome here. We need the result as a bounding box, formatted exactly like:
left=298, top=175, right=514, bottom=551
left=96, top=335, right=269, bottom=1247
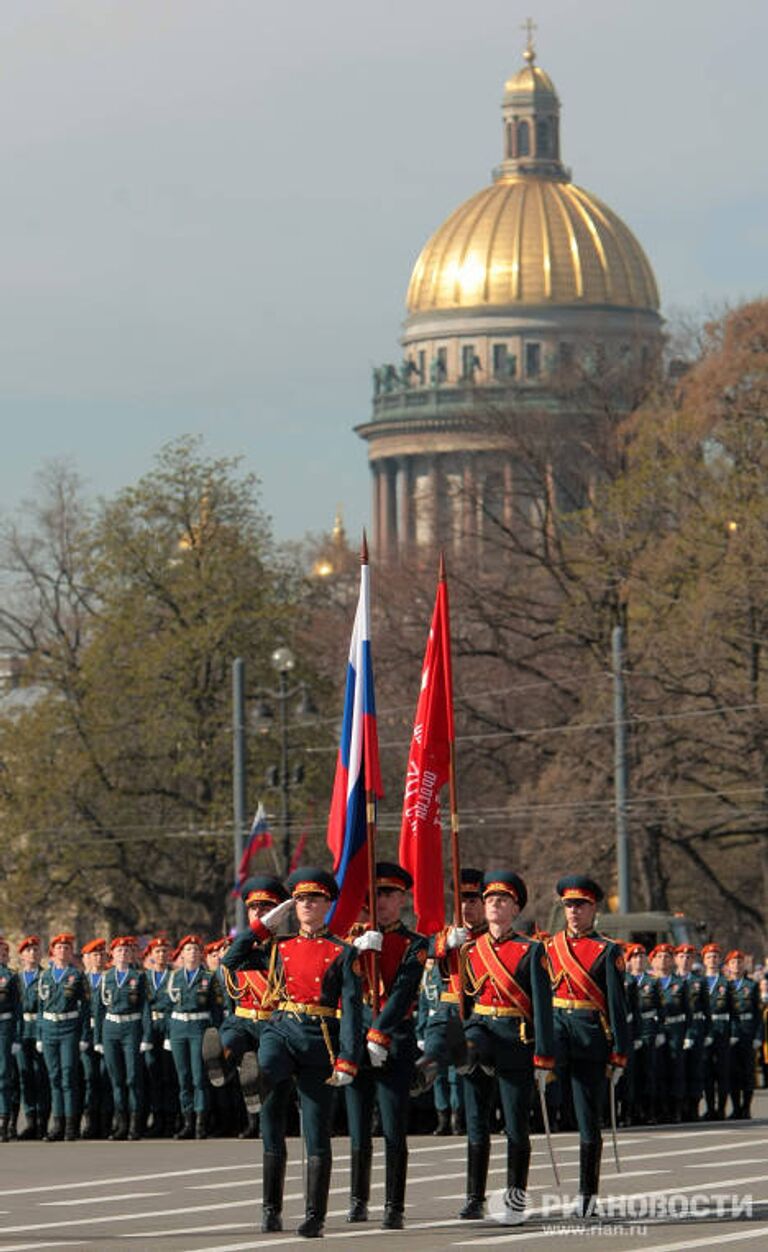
left=406, top=176, right=659, bottom=313
left=504, top=63, right=557, bottom=96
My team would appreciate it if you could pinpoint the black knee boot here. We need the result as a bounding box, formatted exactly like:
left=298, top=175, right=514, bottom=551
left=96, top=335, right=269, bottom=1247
left=261, top=1151, right=286, bottom=1233
left=64, top=1116, right=79, bottom=1142
left=347, top=1146, right=372, bottom=1222
left=502, top=1140, right=530, bottom=1224
left=109, top=1111, right=128, bottom=1141
left=194, top=1112, right=207, bottom=1139
left=578, top=1140, right=602, bottom=1218
left=0, top=1116, right=8, bottom=1142
left=459, top=1140, right=491, bottom=1219
left=127, top=1113, right=141, bottom=1141
left=382, top=1143, right=407, bottom=1229
left=238, top=1112, right=260, bottom=1140
left=44, top=1115, right=65, bottom=1142
left=174, top=1111, right=194, bottom=1140
left=297, top=1154, right=332, bottom=1238
left=18, top=1112, right=37, bottom=1141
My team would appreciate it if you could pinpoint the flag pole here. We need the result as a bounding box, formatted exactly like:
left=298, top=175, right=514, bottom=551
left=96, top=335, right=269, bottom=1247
left=440, top=552, right=463, bottom=927
left=362, top=532, right=380, bottom=1014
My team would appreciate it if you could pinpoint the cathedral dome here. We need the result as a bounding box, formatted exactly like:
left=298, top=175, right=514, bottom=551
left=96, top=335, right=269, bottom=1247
left=406, top=41, right=659, bottom=317
left=406, top=176, right=659, bottom=313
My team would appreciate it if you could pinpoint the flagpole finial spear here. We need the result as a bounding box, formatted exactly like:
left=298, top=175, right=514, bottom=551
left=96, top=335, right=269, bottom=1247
left=361, top=530, right=369, bottom=565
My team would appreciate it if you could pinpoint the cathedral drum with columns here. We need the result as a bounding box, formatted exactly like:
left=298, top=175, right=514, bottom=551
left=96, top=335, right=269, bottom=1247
left=356, top=35, right=662, bottom=562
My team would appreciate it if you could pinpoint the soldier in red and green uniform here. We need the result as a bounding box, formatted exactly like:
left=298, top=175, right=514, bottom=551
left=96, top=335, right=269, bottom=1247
left=143, top=934, right=177, bottom=1137
left=14, top=935, right=48, bottom=1140
left=458, top=871, right=555, bottom=1226
left=206, top=874, right=287, bottom=1139
left=725, top=949, right=762, bottom=1119
left=649, top=942, right=691, bottom=1123
left=702, top=942, right=735, bottom=1119
left=675, top=943, right=710, bottom=1121
left=343, top=862, right=428, bottom=1230
left=546, top=876, right=629, bottom=1218
left=247, top=867, right=363, bottom=1238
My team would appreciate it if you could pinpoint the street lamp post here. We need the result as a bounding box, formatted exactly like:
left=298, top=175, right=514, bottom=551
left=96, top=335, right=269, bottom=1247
left=271, top=647, right=295, bottom=878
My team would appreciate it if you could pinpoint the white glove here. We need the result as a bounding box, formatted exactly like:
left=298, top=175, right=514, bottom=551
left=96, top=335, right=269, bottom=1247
left=416, top=1038, right=426, bottom=1052
left=367, top=1040, right=387, bottom=1067
left=704, top=1035, right=713, bottom=1046
left=11, top=1042, right=22, bottom=1056
left=94, top=1043, right=104, bottom=1054
left=534, top=1068, right=549, bottom=1096
left=633, top=1038, right=643, bottom=1051
left=261, top=898, right=295, bottom=933
left=79, top=1041, right=90, bottom=1053
left=140, top=1041, right=153, bottom=1053
left=36, top=1040, right=44, bottom=1054
left=354, top=930, right=383, bottom=952
left=753, top=1038, right=762, bottom=1051
left=327, top=1068, right=354, bottom=1087
left=654, top=1032, right=666, bottom=1048
left=608, top=1065, right=624, bottom=1087
left=446, top=926, right=469, bottom=950
left=163, top=1038, right=172, bottom=1051
left=683, top=1037, right=694, bottom=1051
left=729, top=1036, right=738, bottom=1046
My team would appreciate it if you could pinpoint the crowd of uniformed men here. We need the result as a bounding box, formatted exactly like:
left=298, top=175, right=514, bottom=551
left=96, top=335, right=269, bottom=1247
left=1, top=864, right=767, bottom=1238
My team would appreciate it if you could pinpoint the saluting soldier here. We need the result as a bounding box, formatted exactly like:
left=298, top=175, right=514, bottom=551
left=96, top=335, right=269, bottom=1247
left=247, top=866, right=364, bottom=1238
left=166, top=934, right=224, bottom=1140
left=725, top=949, right=761, bottom=1119
left=458, top=871, right=555, bottom=1225
left=0, top=935, right=22, bottom=1142
left=14, top=935, right=48, bottom=1140
left=37, top=932, right=90, bottom=1141
left=702, top=942, right=734, bottom=1119
left=649, top=943, right=691, bottom=1123
left=80, top=938, right=109, bottom=1137
left=343, top=862, right=428, bottom=1229
left=93, top=936, right=153, bottom=1141
left=417, top=868, right=487, bottom=1084
left=206, top=875, right=287, bottom=1140
left=675, top=943, right=710, bottom=1121
left=546, top=876, right=629, bottom=1219
left=143, top=934, right=177, bottom=1137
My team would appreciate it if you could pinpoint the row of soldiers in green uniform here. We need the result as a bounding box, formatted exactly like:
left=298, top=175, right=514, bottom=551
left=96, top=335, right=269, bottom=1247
left=618, top=939, right=764, bottom=1127
left=2, top=868, right=767, bottom=1239
left=0, top=929, right=231, bottom=1144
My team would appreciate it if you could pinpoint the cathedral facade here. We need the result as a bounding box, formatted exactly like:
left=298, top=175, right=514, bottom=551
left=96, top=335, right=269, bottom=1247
left=356, top=38, right=662, bottom=562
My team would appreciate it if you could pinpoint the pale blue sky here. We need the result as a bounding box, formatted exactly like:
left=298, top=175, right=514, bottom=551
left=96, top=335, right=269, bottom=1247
left=0, top=1, right=765, bottom=540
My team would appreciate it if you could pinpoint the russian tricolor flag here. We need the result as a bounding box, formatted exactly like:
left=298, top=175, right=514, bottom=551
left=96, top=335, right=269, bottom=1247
left=326, top=541, right=383, bottom=935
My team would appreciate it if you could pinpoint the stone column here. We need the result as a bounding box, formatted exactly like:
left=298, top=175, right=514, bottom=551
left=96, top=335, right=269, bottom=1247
left=383, top=460, right=398, bottom=562
left=372, top=463, right=383, bottom=561
left=397, top=457, right=413, bottom=554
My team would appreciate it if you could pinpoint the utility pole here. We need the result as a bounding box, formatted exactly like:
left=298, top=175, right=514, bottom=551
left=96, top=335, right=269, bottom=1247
left=232, top=658, right=247, bottom=929
left=612, top=625, right=632, bottom=912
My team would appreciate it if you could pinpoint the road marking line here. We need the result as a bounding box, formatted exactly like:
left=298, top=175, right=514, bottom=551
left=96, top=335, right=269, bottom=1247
left=40, top=1191, right=167, bottom=1207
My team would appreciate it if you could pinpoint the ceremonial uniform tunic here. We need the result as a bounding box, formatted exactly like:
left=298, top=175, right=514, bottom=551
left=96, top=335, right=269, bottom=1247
left=345, top=921, right=428, bottom=1153
left=94, top=967, right=152, bottom=1115
left=728, top=975, right=761, bottom=1116
left=253, top=921, right=363, bottom=1160
left=15, top=966, right=48, bottom=1125
left=37, top=963, right=90, bottom=1119
left=618, top=972, right=639, bottom=1123
left=167, top=967, right=224, bottom=1115
left=219, top=927, right=274, bottom=1063
left=0, top=961, right=21, bottom=1118
left=144, top=967, right=177, bottom=1127
left=634, top=973, right=664, bottom=1120
left=462, top=930, right=555, bottom=1148
left=704, top=973, right=735, bottom=1118
left=546, top=930, right=629, bottom=1144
